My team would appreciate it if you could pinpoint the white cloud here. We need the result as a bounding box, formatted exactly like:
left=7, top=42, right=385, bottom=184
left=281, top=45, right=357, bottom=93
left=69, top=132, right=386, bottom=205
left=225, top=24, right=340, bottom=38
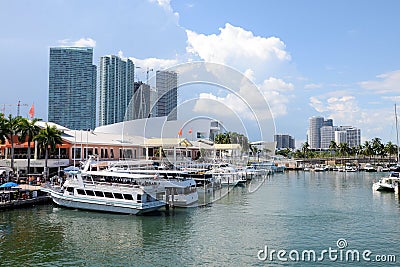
left=308, top=91, right=397, bottom=142
left=57, top=38, right=96, bottom=47
left=359, top=70, right=400, bottom=94
left=305, top=83, right=323, bottom=89
left=128, top=56, right=178, bottom=71
left=186, top=23, right=290, bottom=74
left=149, top=0, right=179, bottom=24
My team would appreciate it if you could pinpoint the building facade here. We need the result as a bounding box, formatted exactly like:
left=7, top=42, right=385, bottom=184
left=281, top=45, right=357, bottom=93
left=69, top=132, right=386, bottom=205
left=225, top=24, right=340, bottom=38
left=126, top=82, right=151, bottom=120
left=274, top=134, right=295, bottom=150
left=308, top=116, right=361, bottom=149
left=48, top=47, right=96, bottom=130
left=154, top=70, right=178, bottom=120
left=98, top=55, right=135, bottom=126
left=308, top=116, right=324, bottom=149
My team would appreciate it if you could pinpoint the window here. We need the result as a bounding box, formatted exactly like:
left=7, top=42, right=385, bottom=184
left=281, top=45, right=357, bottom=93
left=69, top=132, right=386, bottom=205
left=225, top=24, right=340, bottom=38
left=113, top=193, right=123, bottom=199
left=72, top=147, right=81, bottom=160
left=137, top=194, right=142, bottom=202
left=85, top=190, right=95, bottom=196
left=94, top=191, right=104, bottom=197
left=77, top=189, right=85, bottom=195
left=104, top=192, right=113, bottom=198
left=66, top=187, right=74, bottom=194
left=123, top=194, right=133, bottom=200
left=110, top=148, right=114, bottom=159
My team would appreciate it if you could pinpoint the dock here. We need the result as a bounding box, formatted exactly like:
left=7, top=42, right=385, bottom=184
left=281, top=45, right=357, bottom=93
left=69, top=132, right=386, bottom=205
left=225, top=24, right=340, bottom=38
left=0, top=184, right=51, bottom=211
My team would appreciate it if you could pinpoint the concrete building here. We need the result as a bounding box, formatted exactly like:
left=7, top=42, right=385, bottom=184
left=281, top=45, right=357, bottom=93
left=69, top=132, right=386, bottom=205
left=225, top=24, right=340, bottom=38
left=126, top=82, right=151, bottom=120
left=154, top=70, right=178, bottom=120
left=48, top=47, right=96, bottom=130
left=308, top=116, right=325, bottom=149
left=98, top=55, right=135, bottom=126
left=274, top=134, right=295, bottom=150
left=320, top=126, right=335, bottom=149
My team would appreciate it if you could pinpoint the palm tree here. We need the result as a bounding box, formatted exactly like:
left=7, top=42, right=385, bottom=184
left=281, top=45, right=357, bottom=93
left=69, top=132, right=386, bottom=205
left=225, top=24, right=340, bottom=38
left=363, top=141, right=373, bottom=161
left=372, top=137, right=383, bottom=161
left=33, top=124, right=62, bottom=181
left=385, top=141, right=397, bottom=164
left=301, top=142, right=310, bottom=158
left=18, top=118, right=42, bottom=175
left=338, top=142, right=350, bottom=157
left=329, top=140, right=338, bottom=158
left=0, top=115, right=22, bottom=172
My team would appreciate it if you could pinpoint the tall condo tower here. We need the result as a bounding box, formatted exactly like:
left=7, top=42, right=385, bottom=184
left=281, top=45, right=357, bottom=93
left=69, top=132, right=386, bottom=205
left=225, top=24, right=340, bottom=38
left=154, top=70, right=178, bottom=121
left=98, top=55, right=135, bottom=126
left=48, top=47, right=96, bottom=130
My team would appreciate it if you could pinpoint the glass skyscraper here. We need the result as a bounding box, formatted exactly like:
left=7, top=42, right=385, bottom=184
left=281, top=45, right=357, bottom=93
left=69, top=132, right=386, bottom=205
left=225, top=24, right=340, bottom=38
left=98, top=55, right=135, bottom=126
left=48, top=47, right=96, bottom=130
left=154, top=70, right=178, bottom=121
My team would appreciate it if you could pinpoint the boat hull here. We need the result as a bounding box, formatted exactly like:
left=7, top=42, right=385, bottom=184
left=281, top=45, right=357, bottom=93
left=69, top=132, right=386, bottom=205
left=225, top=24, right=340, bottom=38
left=48, top=191, right=164, bottom=215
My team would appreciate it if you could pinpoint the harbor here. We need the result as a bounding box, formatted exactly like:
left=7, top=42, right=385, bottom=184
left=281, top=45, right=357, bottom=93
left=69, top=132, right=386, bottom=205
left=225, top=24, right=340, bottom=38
left=0, top=170, right=399, bottom=266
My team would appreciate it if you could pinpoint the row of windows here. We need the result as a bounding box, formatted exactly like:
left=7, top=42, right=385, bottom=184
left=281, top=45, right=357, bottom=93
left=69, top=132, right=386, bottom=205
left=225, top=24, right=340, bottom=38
left=67, top=187, right=140, bottom=201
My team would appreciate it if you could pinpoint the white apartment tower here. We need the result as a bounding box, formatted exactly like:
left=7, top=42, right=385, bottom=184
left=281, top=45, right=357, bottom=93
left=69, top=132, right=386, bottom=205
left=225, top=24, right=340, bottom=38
left=98, top=55, right=135, bottom=126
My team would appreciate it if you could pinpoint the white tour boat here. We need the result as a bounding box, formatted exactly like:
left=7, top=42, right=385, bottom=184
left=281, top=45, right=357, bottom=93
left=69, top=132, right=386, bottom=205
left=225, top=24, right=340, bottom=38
left=41, top=170, right=165, bottom=215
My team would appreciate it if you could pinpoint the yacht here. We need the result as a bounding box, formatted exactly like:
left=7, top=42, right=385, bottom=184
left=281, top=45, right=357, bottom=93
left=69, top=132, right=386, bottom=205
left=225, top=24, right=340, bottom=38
left=41, top=170, right=165, bottom=215
left=372, top=172, right=400, bottom=192
left=364, top=163, right=377, bottom=172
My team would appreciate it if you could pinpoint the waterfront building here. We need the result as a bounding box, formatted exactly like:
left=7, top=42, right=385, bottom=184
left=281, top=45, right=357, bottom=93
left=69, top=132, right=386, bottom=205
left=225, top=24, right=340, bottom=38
left=320, top=126, right=335, bottom=149
left=335, top=130, right=347, bottom=145
left=308, top=116, right=324, bottom=149
left=308, top=116, right=361, bottom=149
left=274, top=134, right=295, bottom=150
left=126, top=82, right=151, bottom=120
left=99, top=55, right=135, bottom=126
left=154, top=71, right=178, bottom=120
left=48, top=47, right=96, bottom=130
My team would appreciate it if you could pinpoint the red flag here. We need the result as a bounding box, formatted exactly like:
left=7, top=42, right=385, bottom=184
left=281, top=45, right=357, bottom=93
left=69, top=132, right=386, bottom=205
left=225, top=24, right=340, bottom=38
left=29, top=104, right=34, bottom=118
left=188, top=128, right=192, bottom=134
left=178, top=128, right=182, bottom=137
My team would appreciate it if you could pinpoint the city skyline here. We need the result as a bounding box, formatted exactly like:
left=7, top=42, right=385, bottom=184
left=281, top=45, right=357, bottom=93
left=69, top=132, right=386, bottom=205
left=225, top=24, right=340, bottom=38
left=2, top=1, right=400, bottom=145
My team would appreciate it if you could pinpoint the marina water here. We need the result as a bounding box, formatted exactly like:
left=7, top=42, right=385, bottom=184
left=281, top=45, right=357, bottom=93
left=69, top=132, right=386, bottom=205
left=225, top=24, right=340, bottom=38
left=1, top=171, right=399, bottom=266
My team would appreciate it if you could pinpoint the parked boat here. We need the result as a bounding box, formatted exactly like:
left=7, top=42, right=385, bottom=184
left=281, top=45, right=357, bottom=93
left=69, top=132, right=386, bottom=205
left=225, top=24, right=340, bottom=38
left=364, top=163, right=377, bottom=172
left=372, top=172, right=400, bottom=192
left=41, top=170, right=165, bottom=215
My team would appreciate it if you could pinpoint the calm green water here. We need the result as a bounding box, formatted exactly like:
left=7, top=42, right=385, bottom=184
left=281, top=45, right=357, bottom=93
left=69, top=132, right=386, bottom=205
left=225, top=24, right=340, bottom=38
left=1, top=171, right=399, bottom=266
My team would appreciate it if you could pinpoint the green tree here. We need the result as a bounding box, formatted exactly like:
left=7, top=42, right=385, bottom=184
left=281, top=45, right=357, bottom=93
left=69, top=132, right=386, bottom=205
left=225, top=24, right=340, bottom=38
left=372, top=137, right=384, bottom=160
left=34, top=124, right=62, bottom=181
left=0, top=115, right=23, bottom=172
left=363, top=141, right=373, bottom=160
left=385, top=141, right=397, bottom=163
left=301, top=142, right=310, bottom=158
left=18, top=118, right=42, bottom=175
left=338, top=142, right=350, bottom=157
left=329, top=140, right=338, bottom=157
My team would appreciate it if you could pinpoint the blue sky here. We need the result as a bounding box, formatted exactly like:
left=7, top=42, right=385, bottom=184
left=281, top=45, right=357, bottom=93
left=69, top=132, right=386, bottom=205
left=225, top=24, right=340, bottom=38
left=1, top=0, right=400, bottom=146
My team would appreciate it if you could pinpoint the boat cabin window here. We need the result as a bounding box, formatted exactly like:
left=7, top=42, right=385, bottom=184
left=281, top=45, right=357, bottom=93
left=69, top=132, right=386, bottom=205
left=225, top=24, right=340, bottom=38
left=137, top=194, right=142, bottom=202
left=66, top=187, right=74, bottom=193
left=85, top=190, right=95, bottom=196
left=113, top=193, right=123, bottom=199
left=104, top=192, right=113, bottom=198
left=123, top=194, right=133, bottom=200
left=77, top=189, right=85, bottom=195
left=94, top=191, right=104, bottom=197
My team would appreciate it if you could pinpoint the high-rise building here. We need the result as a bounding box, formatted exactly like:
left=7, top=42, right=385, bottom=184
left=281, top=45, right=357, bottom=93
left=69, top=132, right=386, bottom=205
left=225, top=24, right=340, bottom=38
left=48, top=47, right=96, bottom=130
left=126, top=82, right=151, bottom=120
left=98, top=55, right=135, bottom=126
left=308, top=116, right=324, bottom=149
left=154, top=70, right=177, bottom=121
left=320, top=126, right=335, bottom=149
left=308, top=116, right=361, bottom=149
left=274, top=134, right=295, bottom=150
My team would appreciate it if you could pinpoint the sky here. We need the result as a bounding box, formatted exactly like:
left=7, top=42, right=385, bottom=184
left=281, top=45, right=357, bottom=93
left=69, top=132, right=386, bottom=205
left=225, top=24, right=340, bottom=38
left=1, top=0, right=400, bottom=147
